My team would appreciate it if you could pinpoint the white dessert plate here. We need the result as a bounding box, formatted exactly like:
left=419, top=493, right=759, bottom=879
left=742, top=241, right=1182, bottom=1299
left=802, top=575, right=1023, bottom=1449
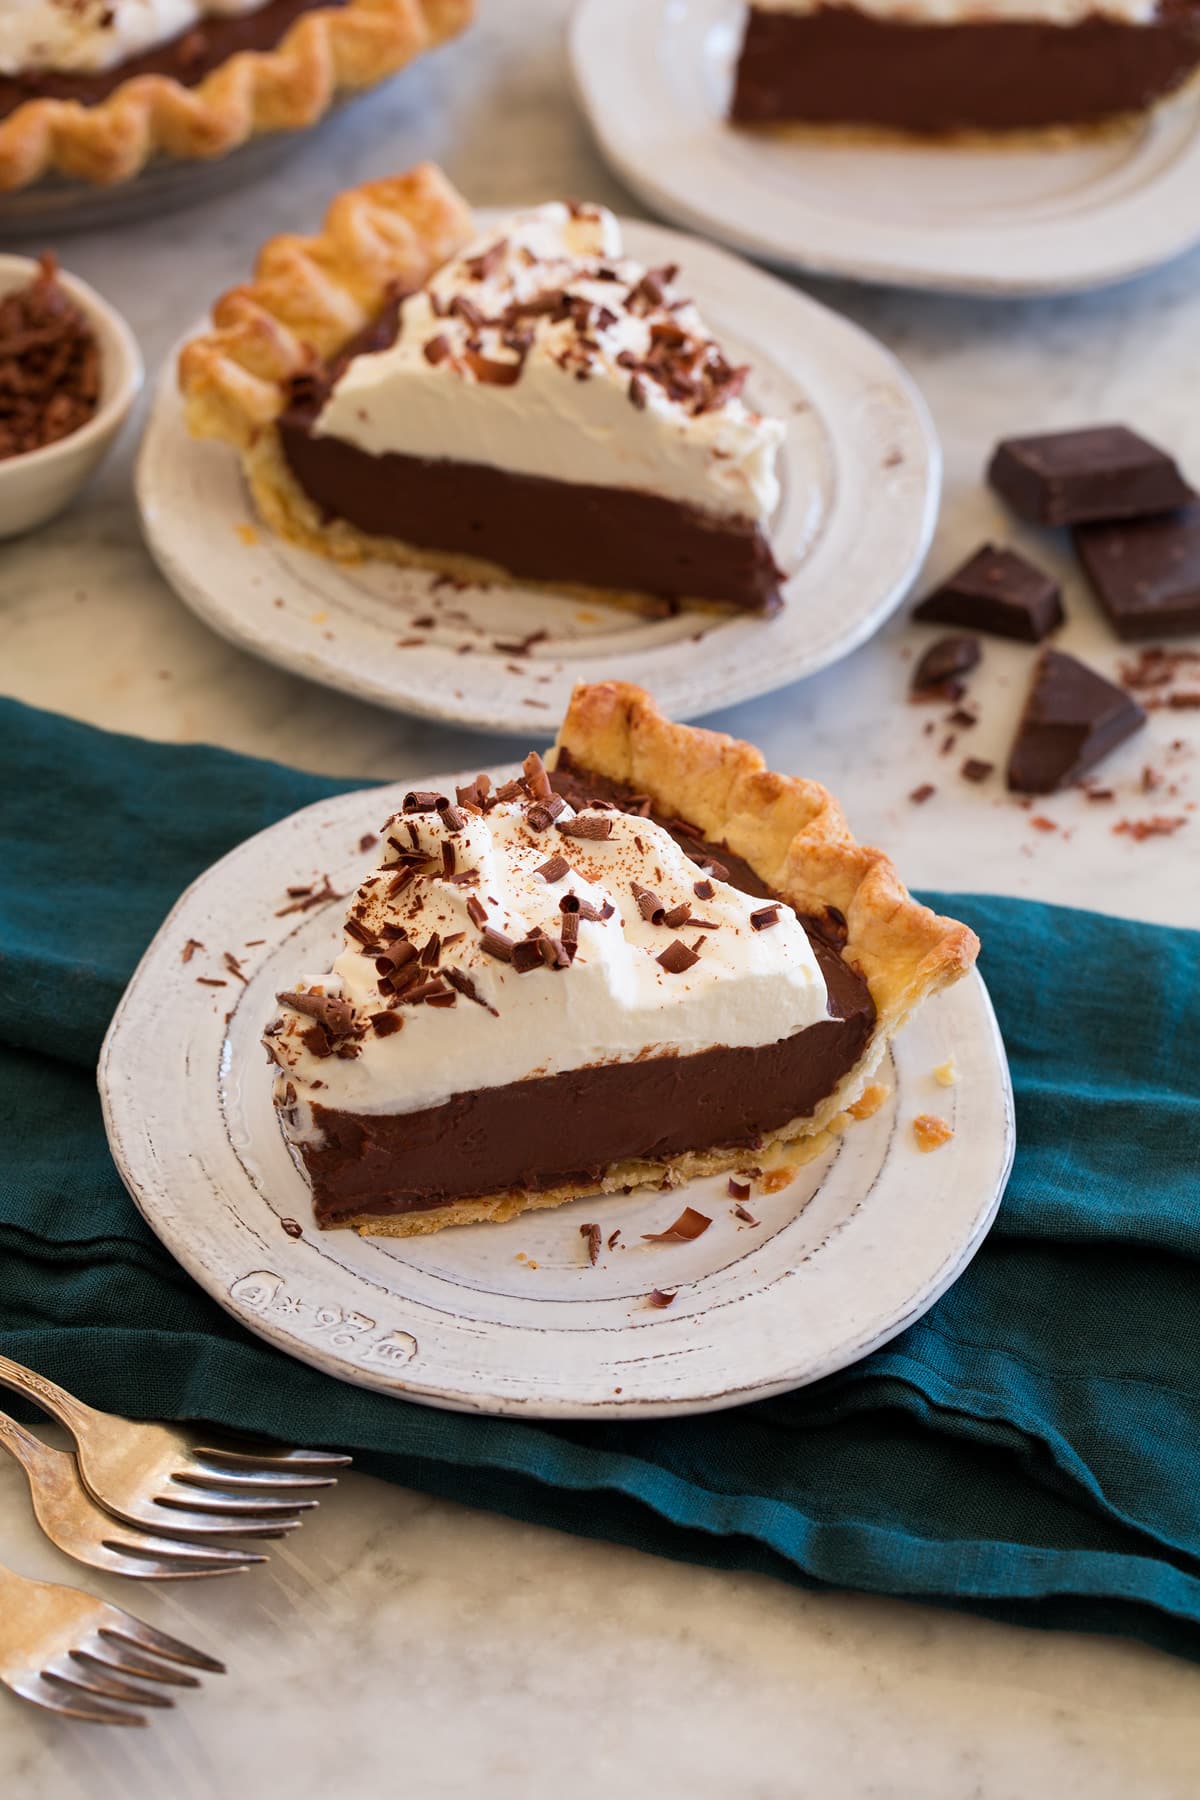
left=135, top=213, right=939, bottom=737
left=570, top=0, right=1200, bottom=296
left=99, top=768, right=1015, bottom=1421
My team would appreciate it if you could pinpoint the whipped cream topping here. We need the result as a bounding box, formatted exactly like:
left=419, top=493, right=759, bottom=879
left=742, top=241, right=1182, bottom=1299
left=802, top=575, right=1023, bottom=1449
left=1, top=0, right=270, bottom=77
left=268, top=775, right=830, bottom=1135
left=748, top=0, right=1159, bottom=26
left=312, top=203, right=785, bottom=525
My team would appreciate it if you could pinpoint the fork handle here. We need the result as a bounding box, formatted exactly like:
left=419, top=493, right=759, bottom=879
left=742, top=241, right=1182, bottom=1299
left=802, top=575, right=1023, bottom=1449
left=0, top=1356, right=95, bottom=1439
left=0, top=1409, right=66, bottom=1486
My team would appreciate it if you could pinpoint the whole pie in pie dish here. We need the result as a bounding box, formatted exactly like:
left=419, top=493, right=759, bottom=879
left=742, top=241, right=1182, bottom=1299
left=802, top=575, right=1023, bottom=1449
left=729, top=0, right=1200, bottom=138
left=179, top=164, right=789, bottom=616
left=0, top=0, right=473, bottom=191
left=264, top=682, right=979, bottom=1236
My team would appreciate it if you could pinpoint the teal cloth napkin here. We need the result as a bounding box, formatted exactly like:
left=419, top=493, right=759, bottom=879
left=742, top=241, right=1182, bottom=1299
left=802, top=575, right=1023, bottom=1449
left=2, top=697, right=1199, bottom=1660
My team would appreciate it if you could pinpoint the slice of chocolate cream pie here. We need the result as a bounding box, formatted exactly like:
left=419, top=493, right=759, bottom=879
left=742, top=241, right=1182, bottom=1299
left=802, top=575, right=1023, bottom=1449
left=179, top=164, right=787, bottom=615
left=266, top=683, right=978, bottom=1235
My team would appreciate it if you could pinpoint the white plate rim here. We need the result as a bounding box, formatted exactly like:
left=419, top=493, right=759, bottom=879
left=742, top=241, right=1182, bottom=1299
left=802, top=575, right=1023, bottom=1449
left=98, top=769, right=1016, bottom=1421
left=569, top=0, right=1200, bottom=296
left=135, top=212, right=941, bottom=736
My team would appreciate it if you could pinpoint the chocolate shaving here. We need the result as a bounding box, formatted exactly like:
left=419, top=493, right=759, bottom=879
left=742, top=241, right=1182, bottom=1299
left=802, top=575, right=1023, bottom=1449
left=527, top=796, right=566, bottom=831
left=222, top=951, right=248, bottom=983
left=196, top=977, right=227, bottom=988
left=961, top=758, right=994, bottom=783
left=463, top=351, right=521, bottom=387
left=727, top=1178, right=751, bottom=1202
left=280, top=1217, right=304, bottom=1239
left=398, top=977, right=453, bottom=1006
left=494, top=778, right=526, bottom=803
left=370, top=1011, right=403, bottom=1036
left=538, top=934, right=572, bottom=970
left=733, top=1204, right=760, bottom=1226
left=580, top=1221, right=602, bottom=1266
left=559, top=908, right=579, bottom=946
left=275, top=876, right=345, bottom=917
left=480, top=926, right=514, bottom=962
left=512, top=934, right=545, bottom=974
left=663, top=902, right=692, bottom=929
left=181, top=938, right=204, bottom=964
left=464, top=237, right=509, bottom=281
left=535, top=852, right=571, bottom=883
left=657, top=939, right=700, bottom=974
left=750, top=905, right=780, bottom=931
left=523, top=751, right=553, bottom=801
left=441, top=841, right=457, bottom=876
left=278, top=989, right=357, bottom=1039
left=419, top=933, right=442, bottom=967
left=467, top=893, right=489, bottom=928
left=344, top=917, right=376, bottom=947
left=693, top=879, right=715, bottom=900
left=557, top=813, right=613, bottom=840
left=403, top=790, right=446, bottom=814
left=647, top=1289, right=676, bottom=1309
left=423, top=334, right=451, bottom=366
left=608, top=1229, right=622, bottom=1250
left=632, top=881, right=667, bottom=924
left=909, top=784, right=937, bottom=805
left=444, top=968, right=499, bottom=1014
left=441, top=806, right=466, bottom=833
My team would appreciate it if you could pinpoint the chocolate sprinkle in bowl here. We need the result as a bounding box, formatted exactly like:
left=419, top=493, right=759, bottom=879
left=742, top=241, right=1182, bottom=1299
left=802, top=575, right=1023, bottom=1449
left=0, top=252, right=142, bottom=538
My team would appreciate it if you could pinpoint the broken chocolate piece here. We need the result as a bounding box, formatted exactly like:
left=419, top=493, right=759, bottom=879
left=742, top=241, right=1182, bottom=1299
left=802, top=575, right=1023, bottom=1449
left=961, top=758, right=994, bottom=784
left=1074, top=504, right=1200, bottom=641
left=911, top=634, right=981, bottom=698
left=988, top=425, right=1195, bottom=526
left=642, top=1207, right=712, bottom=1243
left=1007, top=649, right=1147, bottom=794
left=914, top=545, right=1063, bottom=644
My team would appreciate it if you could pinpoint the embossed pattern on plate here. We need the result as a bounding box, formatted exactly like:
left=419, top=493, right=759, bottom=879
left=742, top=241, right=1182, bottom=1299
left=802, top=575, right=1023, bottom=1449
left=99, top=771, right=1014, bottom=1419
left=570, top=0, right=1200, bottom=294
left=134, top=215, right=939, bottom=735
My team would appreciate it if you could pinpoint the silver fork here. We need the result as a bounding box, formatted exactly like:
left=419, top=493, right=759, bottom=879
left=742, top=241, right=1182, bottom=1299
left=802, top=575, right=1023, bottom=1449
left=0, top=1557, right=224, bottom=1726
left=0, top=1410, right=267, bottom=1580
left=0, top=1356, right=349, bottom=1541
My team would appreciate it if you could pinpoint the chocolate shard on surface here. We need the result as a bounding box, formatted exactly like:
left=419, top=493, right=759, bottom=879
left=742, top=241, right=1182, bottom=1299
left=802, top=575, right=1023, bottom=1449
left=1073, top=504, right=1200, bottom=641
left=1006, top=649, right=1147, bottom=794
left=910, top=634, right=981, bottom=697
left=642, top=1207, right=712, bottom=1243
left=914, top=545, right=1064, bottom=644
left=988, top=426, right=1195, bottom=527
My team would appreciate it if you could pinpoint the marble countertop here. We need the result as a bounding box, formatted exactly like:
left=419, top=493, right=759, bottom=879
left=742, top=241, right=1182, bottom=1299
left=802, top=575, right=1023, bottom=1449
left=2, top=2, right=1199, bottom=1792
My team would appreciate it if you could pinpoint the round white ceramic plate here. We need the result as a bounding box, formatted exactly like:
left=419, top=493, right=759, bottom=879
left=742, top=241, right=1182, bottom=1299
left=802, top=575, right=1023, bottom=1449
left=135, top=214, right=939, bottom=736
left=99, top=769, right=1015, bottom=1420
left=570, top=0, right=1200, bottom=296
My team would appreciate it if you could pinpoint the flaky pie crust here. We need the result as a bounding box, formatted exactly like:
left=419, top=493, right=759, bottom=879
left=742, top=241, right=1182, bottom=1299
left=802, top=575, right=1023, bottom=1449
left=324, top=682, right=980, bottom=1236
left=179, top=161, right=474, bottom=445
left=0, top=0, right=472, bottom=192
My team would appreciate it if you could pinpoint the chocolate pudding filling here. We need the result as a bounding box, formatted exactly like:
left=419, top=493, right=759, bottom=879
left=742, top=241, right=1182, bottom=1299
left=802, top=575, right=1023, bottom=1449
left=299, top=756, right=875, bottom=1224
left=730, top=3, right=1200, bottom=134
left=275, top=295, right=785, bottom=616
left=0, top=0, right=338, bottom=118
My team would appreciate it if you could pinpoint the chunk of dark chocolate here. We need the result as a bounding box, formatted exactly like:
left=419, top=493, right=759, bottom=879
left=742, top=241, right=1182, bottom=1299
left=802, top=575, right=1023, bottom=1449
left=988, top=425, right=1194, bottom=527
left=1007, top=649, right=1147, bottom=793
left=914, top=545, right=1063, bottom=643
left=910, top=634, right=980, bottom=697
left=1073, top=503, right=1200, bottom=641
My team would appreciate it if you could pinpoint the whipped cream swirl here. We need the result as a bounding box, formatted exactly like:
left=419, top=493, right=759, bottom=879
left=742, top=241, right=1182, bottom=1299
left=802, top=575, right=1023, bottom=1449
left=1, top=0, right=271, bottom=77
left=313, top=202, right=786, bottom=525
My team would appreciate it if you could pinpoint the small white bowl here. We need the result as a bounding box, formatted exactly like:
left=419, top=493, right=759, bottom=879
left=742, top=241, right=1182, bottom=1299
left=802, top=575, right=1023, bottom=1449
left=0, top=253, right=143, bottom=539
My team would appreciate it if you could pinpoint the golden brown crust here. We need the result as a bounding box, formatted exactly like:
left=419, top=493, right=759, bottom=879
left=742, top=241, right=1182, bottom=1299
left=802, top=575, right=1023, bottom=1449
left=550, top=680, right=979, bottom=1036
left=178, top=162, right=475, bottom=447
left=317, top=683, right=978, bottom=1236
left=0, top=0, right=473, bottom=192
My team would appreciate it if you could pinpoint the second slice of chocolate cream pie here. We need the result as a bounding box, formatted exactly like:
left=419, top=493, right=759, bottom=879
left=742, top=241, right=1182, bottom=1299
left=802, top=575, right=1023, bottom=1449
left=265, top=684, right=979, bottom=1236
left=179, top=164, right=787, bottom=616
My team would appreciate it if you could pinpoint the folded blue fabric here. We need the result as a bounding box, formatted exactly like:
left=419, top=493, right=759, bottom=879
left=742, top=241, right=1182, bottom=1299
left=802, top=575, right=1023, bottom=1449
left=2, top=697, right=1198, bottom=1659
